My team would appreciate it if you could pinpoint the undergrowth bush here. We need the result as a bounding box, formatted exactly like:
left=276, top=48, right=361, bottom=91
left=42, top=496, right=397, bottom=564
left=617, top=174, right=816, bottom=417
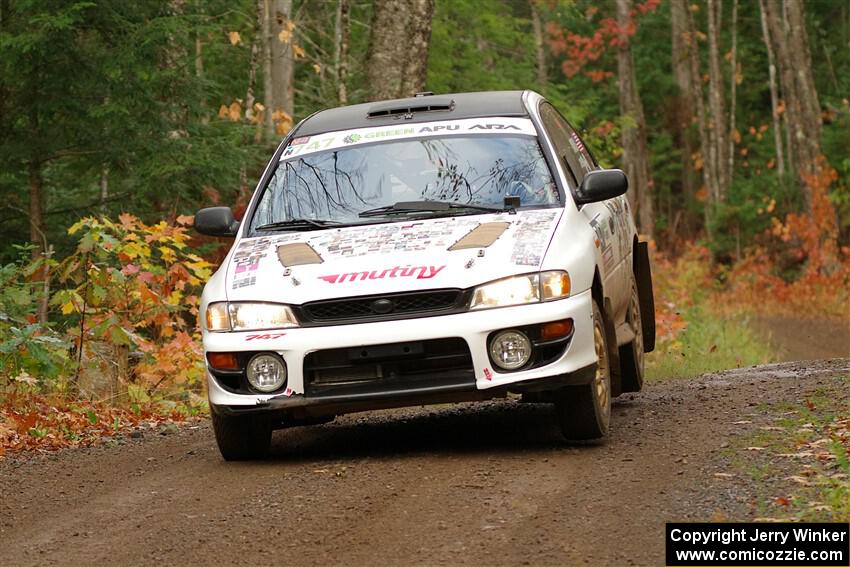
left=0, top=249, right=70, bottom=390
left=52, top=214, right=212, bottom=397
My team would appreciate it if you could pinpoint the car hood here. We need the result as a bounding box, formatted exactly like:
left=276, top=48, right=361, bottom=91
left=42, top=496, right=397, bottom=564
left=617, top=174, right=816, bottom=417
left=225, top=208, right=563, bottom=304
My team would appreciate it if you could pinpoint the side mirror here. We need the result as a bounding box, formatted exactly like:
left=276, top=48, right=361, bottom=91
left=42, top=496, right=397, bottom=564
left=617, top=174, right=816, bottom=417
left=195, top=207, right=240, bottom=237
left=575, top=169, right=628, bottom=205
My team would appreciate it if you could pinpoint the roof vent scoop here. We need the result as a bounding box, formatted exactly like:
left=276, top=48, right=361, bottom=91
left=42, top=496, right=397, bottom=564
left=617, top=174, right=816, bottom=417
left=366, top=96, right=455, bottom=119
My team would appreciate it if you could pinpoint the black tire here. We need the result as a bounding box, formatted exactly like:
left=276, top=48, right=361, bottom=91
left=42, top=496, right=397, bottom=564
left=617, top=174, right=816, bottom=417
left=555, top=298, right=612, bottom=441
left=634, top=241, right=656, bottom=352
left=211, top=411, right=272, bottom=461
left=619, top=277, right=645, bottom=393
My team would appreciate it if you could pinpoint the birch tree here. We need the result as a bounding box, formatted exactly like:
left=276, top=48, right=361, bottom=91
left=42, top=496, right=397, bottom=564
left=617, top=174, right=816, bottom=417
left=616, top=0, right=654, bottom=238
left=762, top=0, right=823, bottom=210
left=670, top=0, right=698, bottom=234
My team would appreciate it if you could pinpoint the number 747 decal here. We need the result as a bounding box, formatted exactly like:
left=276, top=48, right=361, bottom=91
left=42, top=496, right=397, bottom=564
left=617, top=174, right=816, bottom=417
left=245, top=333, right=287, bottom=341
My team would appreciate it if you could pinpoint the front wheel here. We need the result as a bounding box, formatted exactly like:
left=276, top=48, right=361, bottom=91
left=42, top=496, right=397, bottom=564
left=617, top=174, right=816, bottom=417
left=211, top=411, right=272, bottom=461
left=554, top=298, right=612, bottom=441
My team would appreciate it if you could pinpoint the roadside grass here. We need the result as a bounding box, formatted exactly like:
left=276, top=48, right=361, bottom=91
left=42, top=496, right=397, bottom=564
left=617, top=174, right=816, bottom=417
left=646, top=306, right=775, bottom=381
left=730, top=381, right=850, bottom=522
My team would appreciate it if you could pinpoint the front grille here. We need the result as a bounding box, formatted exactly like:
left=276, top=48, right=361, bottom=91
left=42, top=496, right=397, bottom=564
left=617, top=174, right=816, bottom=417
left=297, top=289, right=468, bottom=325
left=303, top=337, right=474, bottom=397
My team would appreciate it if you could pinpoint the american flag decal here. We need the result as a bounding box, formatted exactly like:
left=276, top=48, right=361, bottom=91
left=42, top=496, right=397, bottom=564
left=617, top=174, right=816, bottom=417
left=570, top=132, right=585, bottom=153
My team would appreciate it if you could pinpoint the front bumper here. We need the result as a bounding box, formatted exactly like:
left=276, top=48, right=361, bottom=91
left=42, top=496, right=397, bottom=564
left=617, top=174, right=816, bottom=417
left=204, top=288, right=596, bottom=413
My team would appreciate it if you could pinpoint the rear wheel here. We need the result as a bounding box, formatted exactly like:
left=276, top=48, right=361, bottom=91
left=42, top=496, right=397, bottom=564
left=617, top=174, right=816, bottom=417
left=211, top=411, right=272, bottom=461
left=555, top=298, right=611, bottom=441
left=619, top=278, right=645, bottom=393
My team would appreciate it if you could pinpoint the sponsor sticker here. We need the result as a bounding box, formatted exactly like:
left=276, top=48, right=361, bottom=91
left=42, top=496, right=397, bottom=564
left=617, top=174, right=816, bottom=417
left=318, top=264, right=446, bottom=284
left=280, top=117, right=537, bottom=160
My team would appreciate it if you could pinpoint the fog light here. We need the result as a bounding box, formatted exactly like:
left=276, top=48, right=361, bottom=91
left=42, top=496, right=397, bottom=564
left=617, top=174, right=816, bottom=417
left=207, top=352, right=239, bottom=371
left=246, top=353, right=287, bottom=393
left=489, top=330, right=532, bottom=371
left=540, top=319, right=574, bottom=341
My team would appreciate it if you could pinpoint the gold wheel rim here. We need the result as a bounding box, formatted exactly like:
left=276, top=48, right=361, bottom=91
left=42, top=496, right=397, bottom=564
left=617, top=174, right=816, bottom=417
left=593, top=315, right=610, bottom=419
left=630, top=290, right=644, bottom=369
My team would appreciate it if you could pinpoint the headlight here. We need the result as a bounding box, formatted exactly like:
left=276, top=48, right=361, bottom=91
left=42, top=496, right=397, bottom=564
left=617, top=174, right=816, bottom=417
left=204, top=302, right=299, bottom=331
left=469, top=271, right=570, bottom=310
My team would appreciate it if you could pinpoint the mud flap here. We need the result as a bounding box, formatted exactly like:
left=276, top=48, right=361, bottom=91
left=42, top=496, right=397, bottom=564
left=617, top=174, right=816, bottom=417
left=634, top=241, right=656, bottom=352
left=603, top=297, right=622, bottom=398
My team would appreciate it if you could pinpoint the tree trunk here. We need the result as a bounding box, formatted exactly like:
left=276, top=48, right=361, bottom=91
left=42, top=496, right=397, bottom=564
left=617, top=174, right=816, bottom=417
left=100, top=166, right=109, bottom=212
left=616, top=0, right=654, bottom=239
left=366, top=0, right=407, bottom=101
left=28, top=159, right=45, bottom=259
left=683, top=0, right=716, bottom=237
left=758, top=0, right=786, bottom=185
left=530, top=0, right=546, bottom=86
left=784, top=0, right=822, bottom=184
left=727, top=0, right=738, bottom=181
left=269, top=0, right=294, bottom=132
left=366, top=0, right=434, bottom=101
left=706, top=0, right=729, bottom=203
left=670, top=0, right=698, bottom=235
left=763, top=0, right=822, bottom=210
left=260, top=0, right=274, bottom=140
left=334, top=0, right=350, bottom=105
left=399, top=0, right=434, bottom=97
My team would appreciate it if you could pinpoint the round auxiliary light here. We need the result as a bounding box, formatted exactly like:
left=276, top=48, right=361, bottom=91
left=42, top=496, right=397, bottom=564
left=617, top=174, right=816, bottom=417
left=246, top=353, right=287, bottom=393
left=488, top=330, right=532, bottom=371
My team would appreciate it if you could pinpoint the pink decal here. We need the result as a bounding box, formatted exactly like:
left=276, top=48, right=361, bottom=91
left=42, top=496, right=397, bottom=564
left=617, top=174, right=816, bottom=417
left=245, top=333, right=287, bottom=341
left=483, top=368, right=493, bottom=381
left=420, top=265, right=445, bottom=279
left=318, top=265, right=446, bottom=285
left=283, top=387, right=293, bottom=397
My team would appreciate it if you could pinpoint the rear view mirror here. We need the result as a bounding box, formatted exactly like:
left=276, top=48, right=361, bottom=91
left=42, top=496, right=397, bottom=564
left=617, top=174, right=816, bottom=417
left=195, top=207, right=239, bottom=237
left=575, top=169, right=628, bottom=205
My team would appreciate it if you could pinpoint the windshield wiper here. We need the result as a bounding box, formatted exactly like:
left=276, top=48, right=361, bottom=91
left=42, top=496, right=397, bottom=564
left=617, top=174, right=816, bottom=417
left=254, top=218, right=343, bottom=231
left=358, top=200, right=506, bottom=218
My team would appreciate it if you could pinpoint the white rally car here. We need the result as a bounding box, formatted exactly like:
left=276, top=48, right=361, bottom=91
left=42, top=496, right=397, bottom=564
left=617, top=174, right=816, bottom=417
left=195, top=90, right=655, bottom=460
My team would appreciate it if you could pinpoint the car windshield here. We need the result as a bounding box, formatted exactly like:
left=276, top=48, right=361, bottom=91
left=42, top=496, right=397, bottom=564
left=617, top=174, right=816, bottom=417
left=249, top=134, right=558, bottom=231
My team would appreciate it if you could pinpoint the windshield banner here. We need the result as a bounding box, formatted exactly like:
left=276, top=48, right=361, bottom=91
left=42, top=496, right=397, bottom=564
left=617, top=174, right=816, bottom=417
left=280, top=117, right=538, bottom=161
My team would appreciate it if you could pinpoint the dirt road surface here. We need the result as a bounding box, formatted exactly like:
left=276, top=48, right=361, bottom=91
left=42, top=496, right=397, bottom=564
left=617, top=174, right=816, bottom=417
left=2, top=359, right=849, bottom=567
left=752, top=315, right=850, bottom=362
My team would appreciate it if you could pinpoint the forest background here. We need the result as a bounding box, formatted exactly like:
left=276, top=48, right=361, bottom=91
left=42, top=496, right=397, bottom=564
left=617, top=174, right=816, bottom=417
left=0, top=0, right=848, bottom=453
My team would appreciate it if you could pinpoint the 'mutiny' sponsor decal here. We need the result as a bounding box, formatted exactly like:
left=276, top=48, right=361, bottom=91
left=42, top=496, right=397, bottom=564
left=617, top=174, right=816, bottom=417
left=318, top=265, right=446, bottom=284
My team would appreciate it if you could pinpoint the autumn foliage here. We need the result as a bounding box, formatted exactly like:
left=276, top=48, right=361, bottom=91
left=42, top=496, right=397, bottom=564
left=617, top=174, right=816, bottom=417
left=0, top=214, right=211, bottom=456
left=51, top=214, right=212, bottom=392
left=719, top=164, right=850, bottom=319
left=544, top=0, right=660, bottom=82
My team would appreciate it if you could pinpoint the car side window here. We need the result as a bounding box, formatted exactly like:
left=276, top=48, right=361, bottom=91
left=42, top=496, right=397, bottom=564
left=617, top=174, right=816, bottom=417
left=539, top=103, right=581, bottom=190
left=539, top=103, right=598, bottom=188
left=567, top=125, right=597, bottom=177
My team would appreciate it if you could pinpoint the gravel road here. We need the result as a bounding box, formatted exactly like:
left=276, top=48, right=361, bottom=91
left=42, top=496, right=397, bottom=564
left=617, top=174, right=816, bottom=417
left=2, top=359, right=849, bottom=567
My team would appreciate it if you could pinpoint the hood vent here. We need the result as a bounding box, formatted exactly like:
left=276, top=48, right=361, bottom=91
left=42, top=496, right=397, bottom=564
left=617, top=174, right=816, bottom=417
left=448, top=222, right=510, bottom=251
left=277, top=243, right=323, bottom=267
